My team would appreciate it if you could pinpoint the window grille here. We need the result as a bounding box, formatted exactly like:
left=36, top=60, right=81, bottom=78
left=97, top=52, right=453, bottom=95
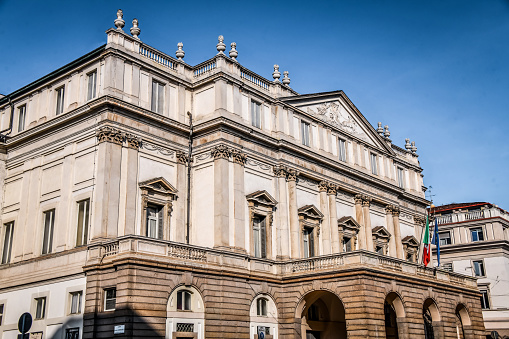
left=176, top=323, right=194, bottom=332
left=65, top=328, right=80, bottom=339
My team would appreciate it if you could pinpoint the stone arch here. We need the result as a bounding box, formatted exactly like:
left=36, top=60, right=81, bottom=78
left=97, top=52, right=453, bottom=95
left=385, top=291, right=407, bottom=339
left=250, top=293, right=278, bottom=338
left=386, top=291, right=406, bottom=318
left=295, top=289, right=347, bottom=339
left=423, top=298, right=442, bottom=339
left=166, top=284, right=205, bottom=339
left=455, top=303, right=473, bottom=339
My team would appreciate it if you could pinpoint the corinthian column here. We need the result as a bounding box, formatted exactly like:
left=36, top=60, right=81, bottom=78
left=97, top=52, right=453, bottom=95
left=212, top=145, right=231, bottom=249
left=392, top=207, right=404, bottom=259
left=232, top=150, right=247, bottom=252
left=385, top=205, right=397, bottom=257
left=363, top=196, right=374, bottom=251
left=287, top=169, right=300, bottom=259
left=274, top=166, right=289, bottom=259
left=328, top=184, right=340, bottom=253
left=319, top=181, right=331, bottom=255
left=355, top=194, right=366, bottom=250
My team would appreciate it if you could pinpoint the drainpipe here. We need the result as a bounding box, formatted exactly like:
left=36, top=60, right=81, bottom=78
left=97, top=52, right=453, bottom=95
left=186, top=111, right=193, bottom=244
left=0, top=97, right=15, bottom=142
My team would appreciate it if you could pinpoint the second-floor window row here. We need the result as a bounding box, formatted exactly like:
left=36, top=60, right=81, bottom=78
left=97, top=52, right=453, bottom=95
left=56, top=86, right=65, bottom=115
left=151, top=80, right=164, bottom=114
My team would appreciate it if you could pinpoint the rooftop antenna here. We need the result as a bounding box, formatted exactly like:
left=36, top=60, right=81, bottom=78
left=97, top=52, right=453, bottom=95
left=426, top=185, right=436, bottom=209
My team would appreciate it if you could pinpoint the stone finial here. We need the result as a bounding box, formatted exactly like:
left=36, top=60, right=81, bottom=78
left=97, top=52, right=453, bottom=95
left=114, top=9, right=125, bottom=31
left=411, top=141, right=417, bottom=154
left=377, top=122, right=384, bottom=136
left=282, top=71, right=291, bottom=85
left=176, top=42, right=185, bottom=60
left=405, top=138, right=411, bottom=150
left=384, top=125, right=391, bottom=139
left=229, top=42, right=238, bottom=60
left=272, top=65, right=281, bottom=82
left=130, top=18, right=140, bottom=39
left=216, top=35, right=226, bottom=54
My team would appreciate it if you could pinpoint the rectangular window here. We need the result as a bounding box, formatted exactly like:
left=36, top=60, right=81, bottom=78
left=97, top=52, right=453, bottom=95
left=252, top=216, right=266, bottom=258
left=76, top=199, right=90, bottom=247
left=303, top=228, right=314, bottom=258
left=18, top=105, right=26, bottom=132
left=56, top=86, right=65, bottom=115
left=146, top=205, right=163, bottom=239
left=0, top=303, right=4, bottom=326
left=338, top=138, right=346, bottom=162
left=480, top=290, right=490, bottom=309
left=251, top=101, right=261, bottom=128
left=87, top=71, right=97, bottom=100
left=371, top=153, right=378, bottom=175
left=35, top=297, right=46, bottom=319
left=42, top=209, right=55, bottom=255
left=343, top=236, right=353, bottom=252
left=442, top=263, right=453, bottom=272
left=104, top=288, right=116, bottom=311
left=151, top=81, right=164, bottom=114
left=439, top=231, right=452, bottom=245
left=65, top=328, right=80, bottom=339
left=301, top=121, right=310, bottom=146
left=471, top=227, right=484, bottom=242
left=473, top=260, right=485, bottom=277
left=70, top=291, right=82, bottom=314
left=2, top=222, right=14, bottom=264
left=397, top=167, right=405, bottom=188
left=176, top=323, right=194, bottom=332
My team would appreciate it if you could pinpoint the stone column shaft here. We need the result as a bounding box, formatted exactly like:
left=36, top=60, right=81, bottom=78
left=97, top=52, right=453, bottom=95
left=329, top=192, right=340, bottom=253
left=175, top=152, right=188, bottom=243
left=276, top=173, right=289, bottom=259
left=393, top=209, right=404, bottom=259
left=363, top=200, right=374, bottom=251
left=233, top=151, right=247, bottom=252
left=386, top=206, right=397, bottom=257
left=212, top=146, right=231, bottom=248
left=319, top=185, right=331, bottom=255
left=355, top=195, right=366, bottom=250
left=288, top=175, right=300, bottom=259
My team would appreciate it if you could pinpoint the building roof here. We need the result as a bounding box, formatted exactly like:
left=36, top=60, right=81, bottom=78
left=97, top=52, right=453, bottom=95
left=430, top=202, right=492, bottom=213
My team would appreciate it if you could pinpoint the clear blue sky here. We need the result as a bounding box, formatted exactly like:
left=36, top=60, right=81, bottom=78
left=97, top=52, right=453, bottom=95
left=1, top=0, right=508, bottom=209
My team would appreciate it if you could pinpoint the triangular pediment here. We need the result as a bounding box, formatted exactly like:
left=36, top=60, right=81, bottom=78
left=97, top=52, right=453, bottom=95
left=372, top=226, right=391, bottom=239
left=246, top=190, right=278, bottom=207
left=298, top=205, right=324, bottom=220
left=337, top=216, right=361, bottom=230
left=402, top=235, right=419, bottom=248
left=139, top=177, right=178, bottom=195
left=280, top=91, right=395, bottom=155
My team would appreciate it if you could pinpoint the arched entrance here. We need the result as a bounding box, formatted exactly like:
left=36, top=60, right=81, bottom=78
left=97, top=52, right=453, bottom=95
left=455, top=304, right=472, bottom=339
left=297, top=290, right=347, bottom=339
left=385, top=292, right=406, bottom=339
left=423, top=298, right=441, bottom=339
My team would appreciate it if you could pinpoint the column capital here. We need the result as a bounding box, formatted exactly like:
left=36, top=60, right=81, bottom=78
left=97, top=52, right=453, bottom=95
left=392, top=206, right=400, bottom=216
left=231, top=149, right=247, bottom=166
left=176, top=151, right=190, bottom=164
left=327, top=183, right=338, bottom=196
left=361, top=195, right=372, bottom=207
left=414, top=214, right=426, bottom=225
left=385, top=205, right=393, bottom=214
left=211, top=145, right=232, bottom=160
left=273, top=165, right=288, bottom=178
left=354, top=194, right=363, bottom=205
left=319, top=180, right=329, bottom=192
left=96, top=126, right=124, bottom=145
left=286, top=168, right=299, bottom=182
left=125, top=133, right=142, bottom=149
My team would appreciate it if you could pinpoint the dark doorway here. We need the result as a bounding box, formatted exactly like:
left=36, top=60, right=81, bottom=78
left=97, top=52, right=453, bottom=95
left=384, top=301, right=399, bottom=339
left=306, top=330, right=321, bottom=339
left=423, top=307, right=434, bottom=339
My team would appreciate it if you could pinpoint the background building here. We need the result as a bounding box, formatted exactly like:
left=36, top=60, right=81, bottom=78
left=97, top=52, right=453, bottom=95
left=432, top=202, right=509, bottom=338
left=0, top=10, right=485, bottom=339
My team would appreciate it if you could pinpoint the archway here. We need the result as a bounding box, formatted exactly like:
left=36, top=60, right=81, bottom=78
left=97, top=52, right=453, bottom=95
left=423, top=298, right=441, bottom=339
left=297, top=290, right=347, bottom=339
left=455, top=304, right=472, bottom=339
left=385, top=292, right=406, bottom=339
left=166, top=285, right=205, bottom=339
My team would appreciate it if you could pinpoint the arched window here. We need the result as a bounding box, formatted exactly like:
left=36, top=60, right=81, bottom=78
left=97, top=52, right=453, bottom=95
left=177, top=290, right=192, bottom=311
left=257, top=298, right=268, bottom=316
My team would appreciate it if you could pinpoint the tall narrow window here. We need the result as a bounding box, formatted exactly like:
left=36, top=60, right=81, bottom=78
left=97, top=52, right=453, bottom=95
left=76, top=199, right=90, bottom=247
left=397, top=167, right=405, bottom=188
left=256, top=298, right=268, bottom=316
left=2, top=222, right=14, bottom=264
left=473, top=260, right=485, bottom=277
left=480, top=290, right=490, bottom=309
left=252, top=216, right=266, bottom=258
left=18, top=105, right=26, bottom=132
left=56, top=86, right=65, bottom=115
left=439, top=231, right=452, bottom=245
left=146, top=205, right=163, bottom=239
left=87, top=71, right=97, bottom=100
left=0, top=303, right=4, bottom=325
left=301, top=121, right=310, bottom=146
left=338, top=138, right=346, bottom=162
left=251, top=101, right=261, bottom=128
left=35, top=297, right=46, bottom=319
left=470, top=227, right=484, bottom=242
left=371, top=153, right=378, bottom=175
left=303, top=227, right=314, bottom=258
left=151, top=81, right=164, bottom=114
left=176, top=290, right=192, bottom=311
left=42, top=209, right=55, bottom=255
left=104, top=288, right=116, bottom=311
left=70, top=291, right=82, bottom=314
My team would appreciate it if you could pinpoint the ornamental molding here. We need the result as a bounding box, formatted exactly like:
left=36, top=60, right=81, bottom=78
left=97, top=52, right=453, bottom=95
left=211, top=145, right=232, bottom=160
left=304, top=100, right=364, bottom=139
left=142, top=142, right=175, bottom=157
left=176, top=151, right=190, bottom=164
left=96, top=126, right=124, bottom=145
left=125, top=133, right=142, bottom=149
left=231, top=149, right=247, bottom=165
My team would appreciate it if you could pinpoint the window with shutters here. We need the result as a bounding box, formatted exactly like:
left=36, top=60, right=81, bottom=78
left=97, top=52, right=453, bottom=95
left=246, top=191, right=277, bottom=259
left=139, top=178, right=178, bottom=241
left=151, top=80, right=165, bottom=114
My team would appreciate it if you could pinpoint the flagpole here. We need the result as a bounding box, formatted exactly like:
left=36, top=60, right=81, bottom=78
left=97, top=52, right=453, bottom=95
left=418, top=210, right=428, bottom=265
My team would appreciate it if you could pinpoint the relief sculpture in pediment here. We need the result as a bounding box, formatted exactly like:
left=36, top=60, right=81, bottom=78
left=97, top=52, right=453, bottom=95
left=305, top=101, right=366, bottom=140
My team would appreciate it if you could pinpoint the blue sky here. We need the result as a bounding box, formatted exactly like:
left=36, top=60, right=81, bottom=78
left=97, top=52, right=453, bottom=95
left=1, top=0, right=508, bottom=209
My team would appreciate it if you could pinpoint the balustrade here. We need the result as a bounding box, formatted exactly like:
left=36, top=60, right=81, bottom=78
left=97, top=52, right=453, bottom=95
left=194, top=60, right=217, bottom=77
left=139, top=45, right=177, bottom=70
left=240, top=67, right=270, bottom=90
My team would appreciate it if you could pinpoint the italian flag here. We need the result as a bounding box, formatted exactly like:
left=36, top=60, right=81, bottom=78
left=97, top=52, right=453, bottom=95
left=422, top=215, right=431, bottom=266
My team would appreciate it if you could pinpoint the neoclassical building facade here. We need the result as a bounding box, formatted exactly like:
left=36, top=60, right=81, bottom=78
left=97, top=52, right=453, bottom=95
left=0, top=10, right=485, bottom=339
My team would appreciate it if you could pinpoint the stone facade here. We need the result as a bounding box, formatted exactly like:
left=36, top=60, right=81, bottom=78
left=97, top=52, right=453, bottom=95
left=0, top=10, right=485, bottom=339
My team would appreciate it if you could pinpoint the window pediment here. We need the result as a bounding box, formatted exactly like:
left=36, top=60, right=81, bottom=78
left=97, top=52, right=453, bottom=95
left=298, top=205, right=324, bottom=220
left=246, top=190, right=278, bottom=208
left=402, top=235, right=419, bottom=248
left=337, top=216, right=361, bottom=231
left=139, top=177, right=178, bottom=197
left=372, top=226, right=391, bottom=240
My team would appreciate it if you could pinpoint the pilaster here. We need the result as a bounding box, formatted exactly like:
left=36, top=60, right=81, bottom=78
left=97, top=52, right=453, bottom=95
left=123, top=134, right=141, bottom=236
left=328, top=184, right=340, bottom=253
left=385, top=205, right=397, bottom=257
left=318, top=181, right=331, bottom=255
left=232, top=149, right=247, bottom=252
left=392, top=207, right=404, bottom=259
left=175, top=151, right=189, bottom=243
left=212, top=145, right=231, bottom=248
left=287, top=168, right=300, bottom=259
left=354, top=194, right=366, bottom=250
left=274, top=166, right=290, bottom=259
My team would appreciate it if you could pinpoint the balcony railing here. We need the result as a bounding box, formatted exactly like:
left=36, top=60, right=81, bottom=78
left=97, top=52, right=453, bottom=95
left=87, top=236, right=476, bottom=288
left=139, top=44, right=177, bottom=70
